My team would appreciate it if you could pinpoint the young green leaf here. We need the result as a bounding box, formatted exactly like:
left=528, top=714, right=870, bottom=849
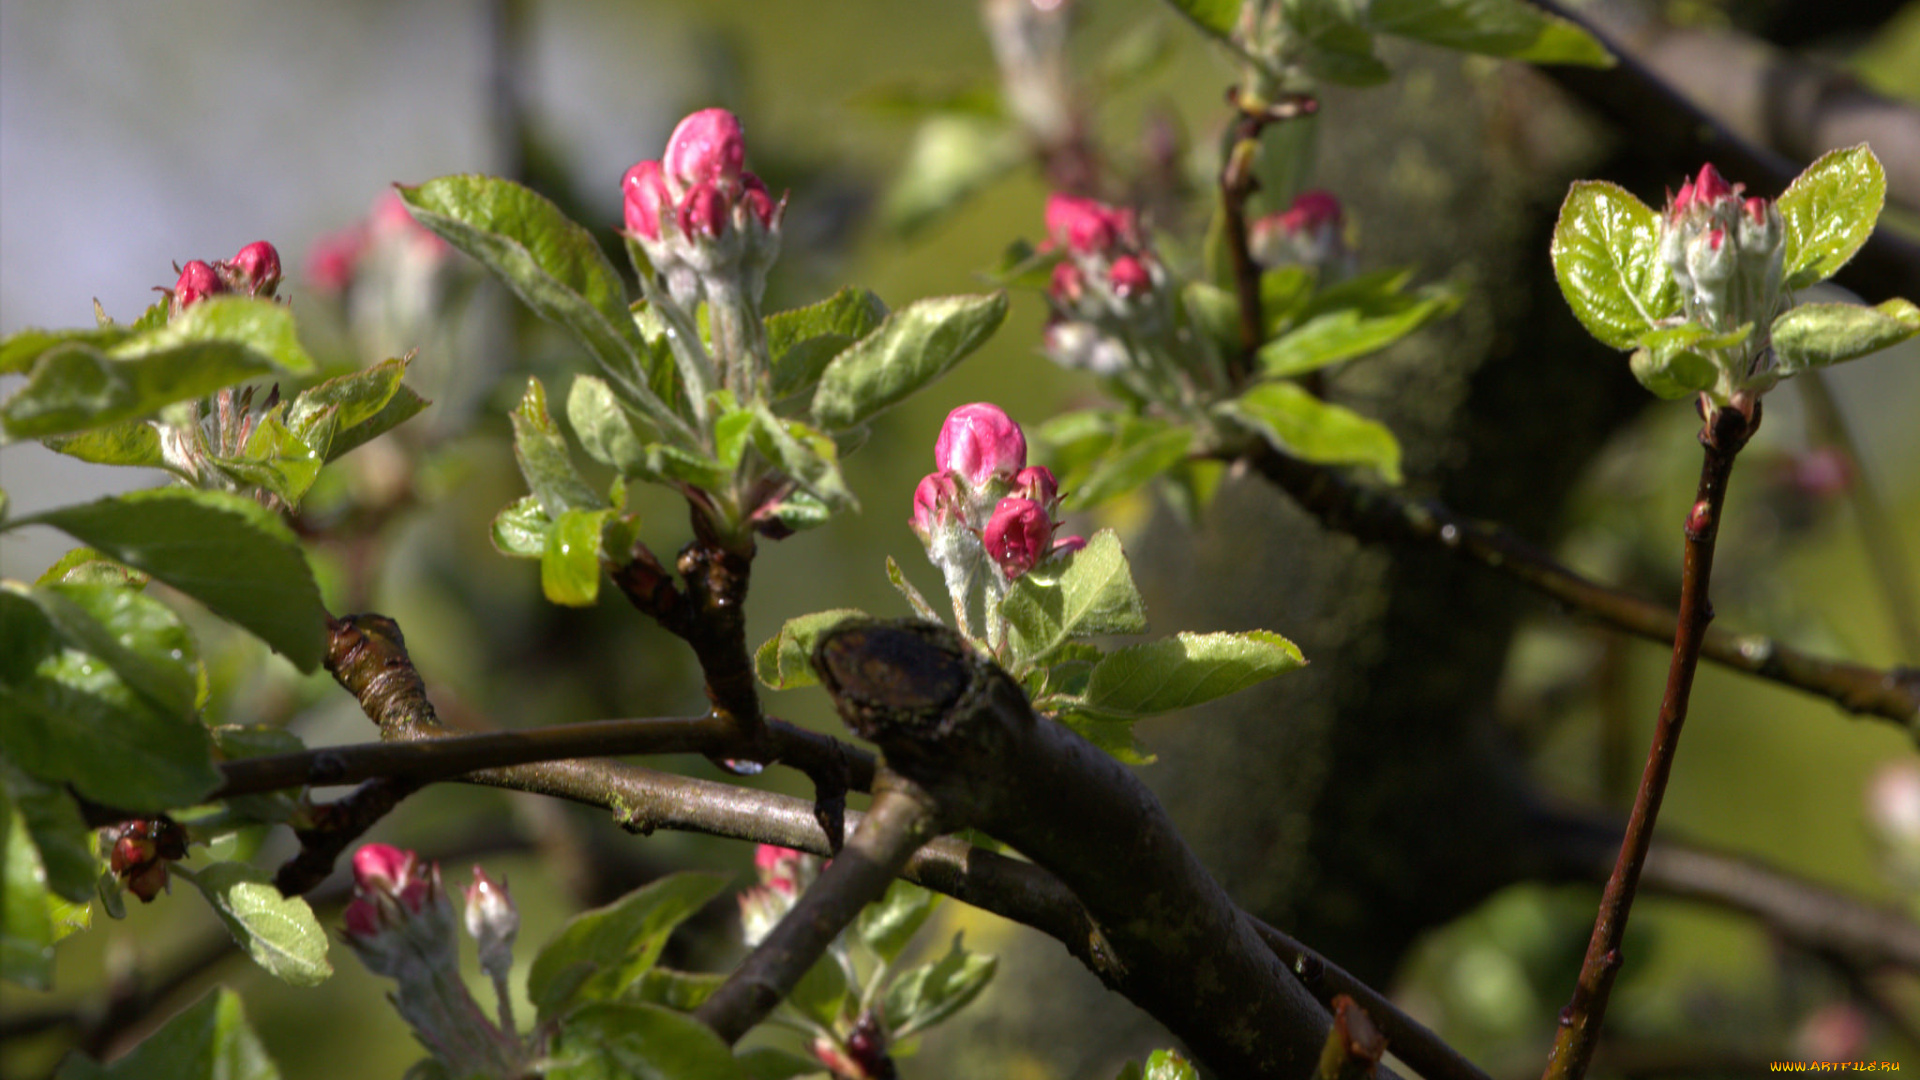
left=750, top=403, right=857, bottom=511
left=1, top=789, right=57, bottom=989
left=786, top=952, right=849, bottom=1031
left=1627, top=323, right=1748, bottom=399
left=1550, top=181, right=1680, bottom=350
left=285, top=357, right=428, bottom=461
left=1, top=340, right=274, bottom=441
left=882, top=932, right=998, bottom=1039
left=857, top=878, right=941, bottom=964
left=811, top=292, right=1009, bottom=429
left=624, top=967, right=728, bottom=1011
left=1365, top=0, right=1612, bottom=66
left=1258, top=282, right=1459, bottom=378
left=1144, top=1049, right=1199, bottom=1080
left=492, top=495, right=552, bottom=559
left=53, top=987, right=282, bottom=1080
left=527, top=872, right=730, bottom=1022
left=11, top=488, right=328, bottom=672
left=1778, top=144, right=1886, bottom=291
left=766, top=287, right=889, bottom=400
left=1000, top=530, right=1148, bottom=665
left=756, top=609, right=868, bottom=690
left=1160, top=0, right=1239, bottom=41
left=542, top=508, right=613, bottom=607
left=568, top=375, right=651, bottom=476
left=2, top=326, right=131, bottom=376
left=1771, top=298, right=1920, bottom=375
left=207, top=412, right=324, bottom=508
left=735, top=1048, right=822, bottom=1080
left=41, top=421, right=165, bottom=470
left=0, top=764, right=96, bottom=903
left=180, top=863, right=332, bottom=986
left=1281, top=0, right=1392, bottom=86
left=1053, top=711, right=1156, bottom=765
left=128, top=297, right=315, bottom=374
left=1218, top=381, right=1403, bottom=484
left=1065, top=419, right=1193, bottom=511
left=1075, top=630, right=1304, bottom=719
left=0, top=585, right=221, bottom=811
left=511, top=377, right=606, bottom=518
left=547, top=1002, right=748, bottom=1080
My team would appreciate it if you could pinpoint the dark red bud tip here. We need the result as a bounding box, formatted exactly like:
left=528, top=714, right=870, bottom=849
left=1693, top=163, right=1734, bottom=204
left=1743, top=196, right=1770, bottom=226
left=1278, top=188, right=1342, bottom=233
left=1108, top=255, right=1153, bottom=298
left=623, top=160, right=670, bottom=241
left=230, top=241, right=282, bottom=296
left=677, top=181, right=729, bottom=238
left=1687, top=501, right=1714, bottom=537
left=173, top=260, right=226, bottom=312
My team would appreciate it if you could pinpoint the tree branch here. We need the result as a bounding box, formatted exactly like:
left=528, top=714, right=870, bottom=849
left=1235, top=444, right=1920, bottom=729
left=693, top=776, right=941, bottom=1044
left=813, top=617, right=1332, bottom=1079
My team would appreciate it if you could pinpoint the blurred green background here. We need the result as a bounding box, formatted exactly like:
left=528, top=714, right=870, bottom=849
left=3, top=0, right=1918, bottom=1075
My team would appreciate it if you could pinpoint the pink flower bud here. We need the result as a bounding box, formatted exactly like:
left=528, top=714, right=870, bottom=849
left=983, top=497, right=1053, bottom=579
left=1671, top=163, right=1738, bottom=219
left=1049, top=260, right=1085, bottom=306
left=305, top=226, right=367, bottom=292
left=623, top=160, right=671, bottom=241
left=1012, top=465, right=1058, bottom=509
left=1277, top=189, right=1342, bottom=234
left=343, top=895, right=381, bottom=938
left=229, top=241, right=282, bottom=297
left=1742, top=197, right=1769, bottom=227
left=464, top=866, right=519, bottom=979
left=353, top=843, right=415, bottom=894
left=935, top=403, right=1027, bottom=489
left=911, top=472, right=962, bottom=541
left=740, top=173, right=777, bottom=229
left=1045, top=194, right=1131, bottom=255
left=664, top=108, right=746, bottom=186
left=753, top=844, right=813, bottom=896
left=1108, top=255, right=1152, bottom=298
left=127, top=861, right=169, bottom=903
left=173, top=260, right=226, bottom=313
left=1051, top=534, right=1086, bottom=557
left=677, top=180, right=730, bottom=238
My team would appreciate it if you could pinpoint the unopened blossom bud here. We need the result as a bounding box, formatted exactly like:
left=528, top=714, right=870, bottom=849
left=1052, top=533, right=1086, bottom=557
left=740, top=173, right=777, bottom=229
left=1108, top=255, right=1152, bottom=299
left=172, top=260, right=226, bottom=315
left=228, top=241, right=282, bottom=297
left=983, top=497, right=1053, bottom=579
left=935, top=403, right=1027, bottom=490
left=623, top=160, right=671, bottom=241
left=1684, top=227, right=1735, bottom=304
left=754, top=843, right=816, bottom=897
left=1049, top=260, right=1085, bottom=306
left=353, top=842, right=415, bottom=896
left=105, top=820, right=185, bottom=904
left=911, top=472, right=963, bottom=544
left=1249, top=189, right=1347, bottom=272
left=464, top=866, right=519, bottom=982
left=664, top=108, right=746, bottom=186
left=678, top=180, right=729, bottom=239
left=1046, top=193, right=1129, bottom=254
left=1012, top=465, right=1059, bottom=510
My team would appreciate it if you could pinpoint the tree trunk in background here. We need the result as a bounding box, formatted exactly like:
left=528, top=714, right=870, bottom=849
left=924, top=49, right=1654, bottom=1076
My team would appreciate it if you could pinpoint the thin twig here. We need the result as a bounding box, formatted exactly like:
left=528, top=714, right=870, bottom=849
left=272, top=776, right=423, bottom=896
left=693, top=776, right=941, bottom=1044
left=1544, top=402, right=1755, bottom=1080
left=1236, top=444, right=1920, bottom=728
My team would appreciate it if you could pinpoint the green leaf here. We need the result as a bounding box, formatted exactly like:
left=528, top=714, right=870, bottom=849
left=1, top=764, right=96, bottom=902
left=1000, top=530, right=1147, bottom=665
left=1550, top=181, right=1681, bottom=350
left=512, top=377, right=605, bottom=518
left=54, top=987, right=282, bottom=1080
left=1053, top=711, right=1156, bottom=765
left=129, top=297, right=314, bottom=374
left=41, top=420, right=165, bottom=469
left=34, top=547, right=148, bottom=588
left=1219, top=381, right=1403, bottom=484
left=882, top=932, right=997, bottom=1039
left=750, top=403, right=857, bottom=511
left=1, top=340, right=274, bottom=441
left=1779, top=144, right=1886, bottom=291
left=285, top=357, right=428, bottom=461
left=399, top=177, right=671, bottom=419
left=12, top=488, right=328, bottom=672
left=1627, top=323, right=1742, bottom=399
left=1067, top=419, right=1194, bottom=510
left=1772, top=299, right=1920, bottom=375
left=624, top=967, right=727, bottom=1011
left=2, top=326, right=131, bottom=376
left=492, top=495, right=552, bottom=559
left=323, top=383, right=428, bottom=462
left=180, top=863, right=332, bottom=986
left=786, top=952, right=849, bottom=1030
left=1259, top=283, right=1459, bottom=378
left=0, top=584, right=220, bottom=811
left=528, top=872, right=730, bottom=1022
left=1159, top=0, right=1239, bottom=40
left=1075, top=630, right=1304, bottom=719
left=812, top=292, right=1009, bottom=429
left=568, top=375, right=650, bottom=475
left=207, top=412, right=323, bottom=508
left=1, top=789, right=56, bottom=989
left=1365, top=0, right=1612, bottom=66
left=766, top=287, right=890, bottom=401
left=549, top=1002, right=748, bottom=1080
left=857, top=878, right=941, bottom=964
left=1282, top=0, right=1392, bottom=86
left=886, top=556, right=943, bottom=622
left=755, top=609, right=868, bottom=691
left=881, top=116, right=1026, bottom=235
left=542, top=508, right=612, bottom=607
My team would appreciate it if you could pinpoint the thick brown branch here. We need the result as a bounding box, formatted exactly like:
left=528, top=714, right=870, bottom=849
left=694, top=776, right=941, bottom=1044
left=813, top=618, right=1331, bottom=1079
left=1238, top=444, right=1920, bottom=728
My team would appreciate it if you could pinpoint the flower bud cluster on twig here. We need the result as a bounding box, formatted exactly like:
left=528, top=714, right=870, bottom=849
left=1657, top=163, right=1787, bottom=401
left=1249, top=189, right=1353, bottom=280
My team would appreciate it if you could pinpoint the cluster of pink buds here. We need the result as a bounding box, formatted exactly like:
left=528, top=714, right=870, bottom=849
left=812, top=1009, right=893, bottom=1080
left=737, top=844, right=821, bottom=946
left=341, top=845, right=529, bottom=1075
left=912, top=404, right=1081, bottom=641
left=167, top=240, right=283, bottom=317
left=103, top=819, right=187, bottom=904
left=306, top=192, right=450, bottom=295
left=1659, top=163, right=1786, bottom=393
left=1040, top=194, right=1167, bottom=378
left=1249, top=189, right=1353, bottom=279
left=623, top=108, right=784, bottom=311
